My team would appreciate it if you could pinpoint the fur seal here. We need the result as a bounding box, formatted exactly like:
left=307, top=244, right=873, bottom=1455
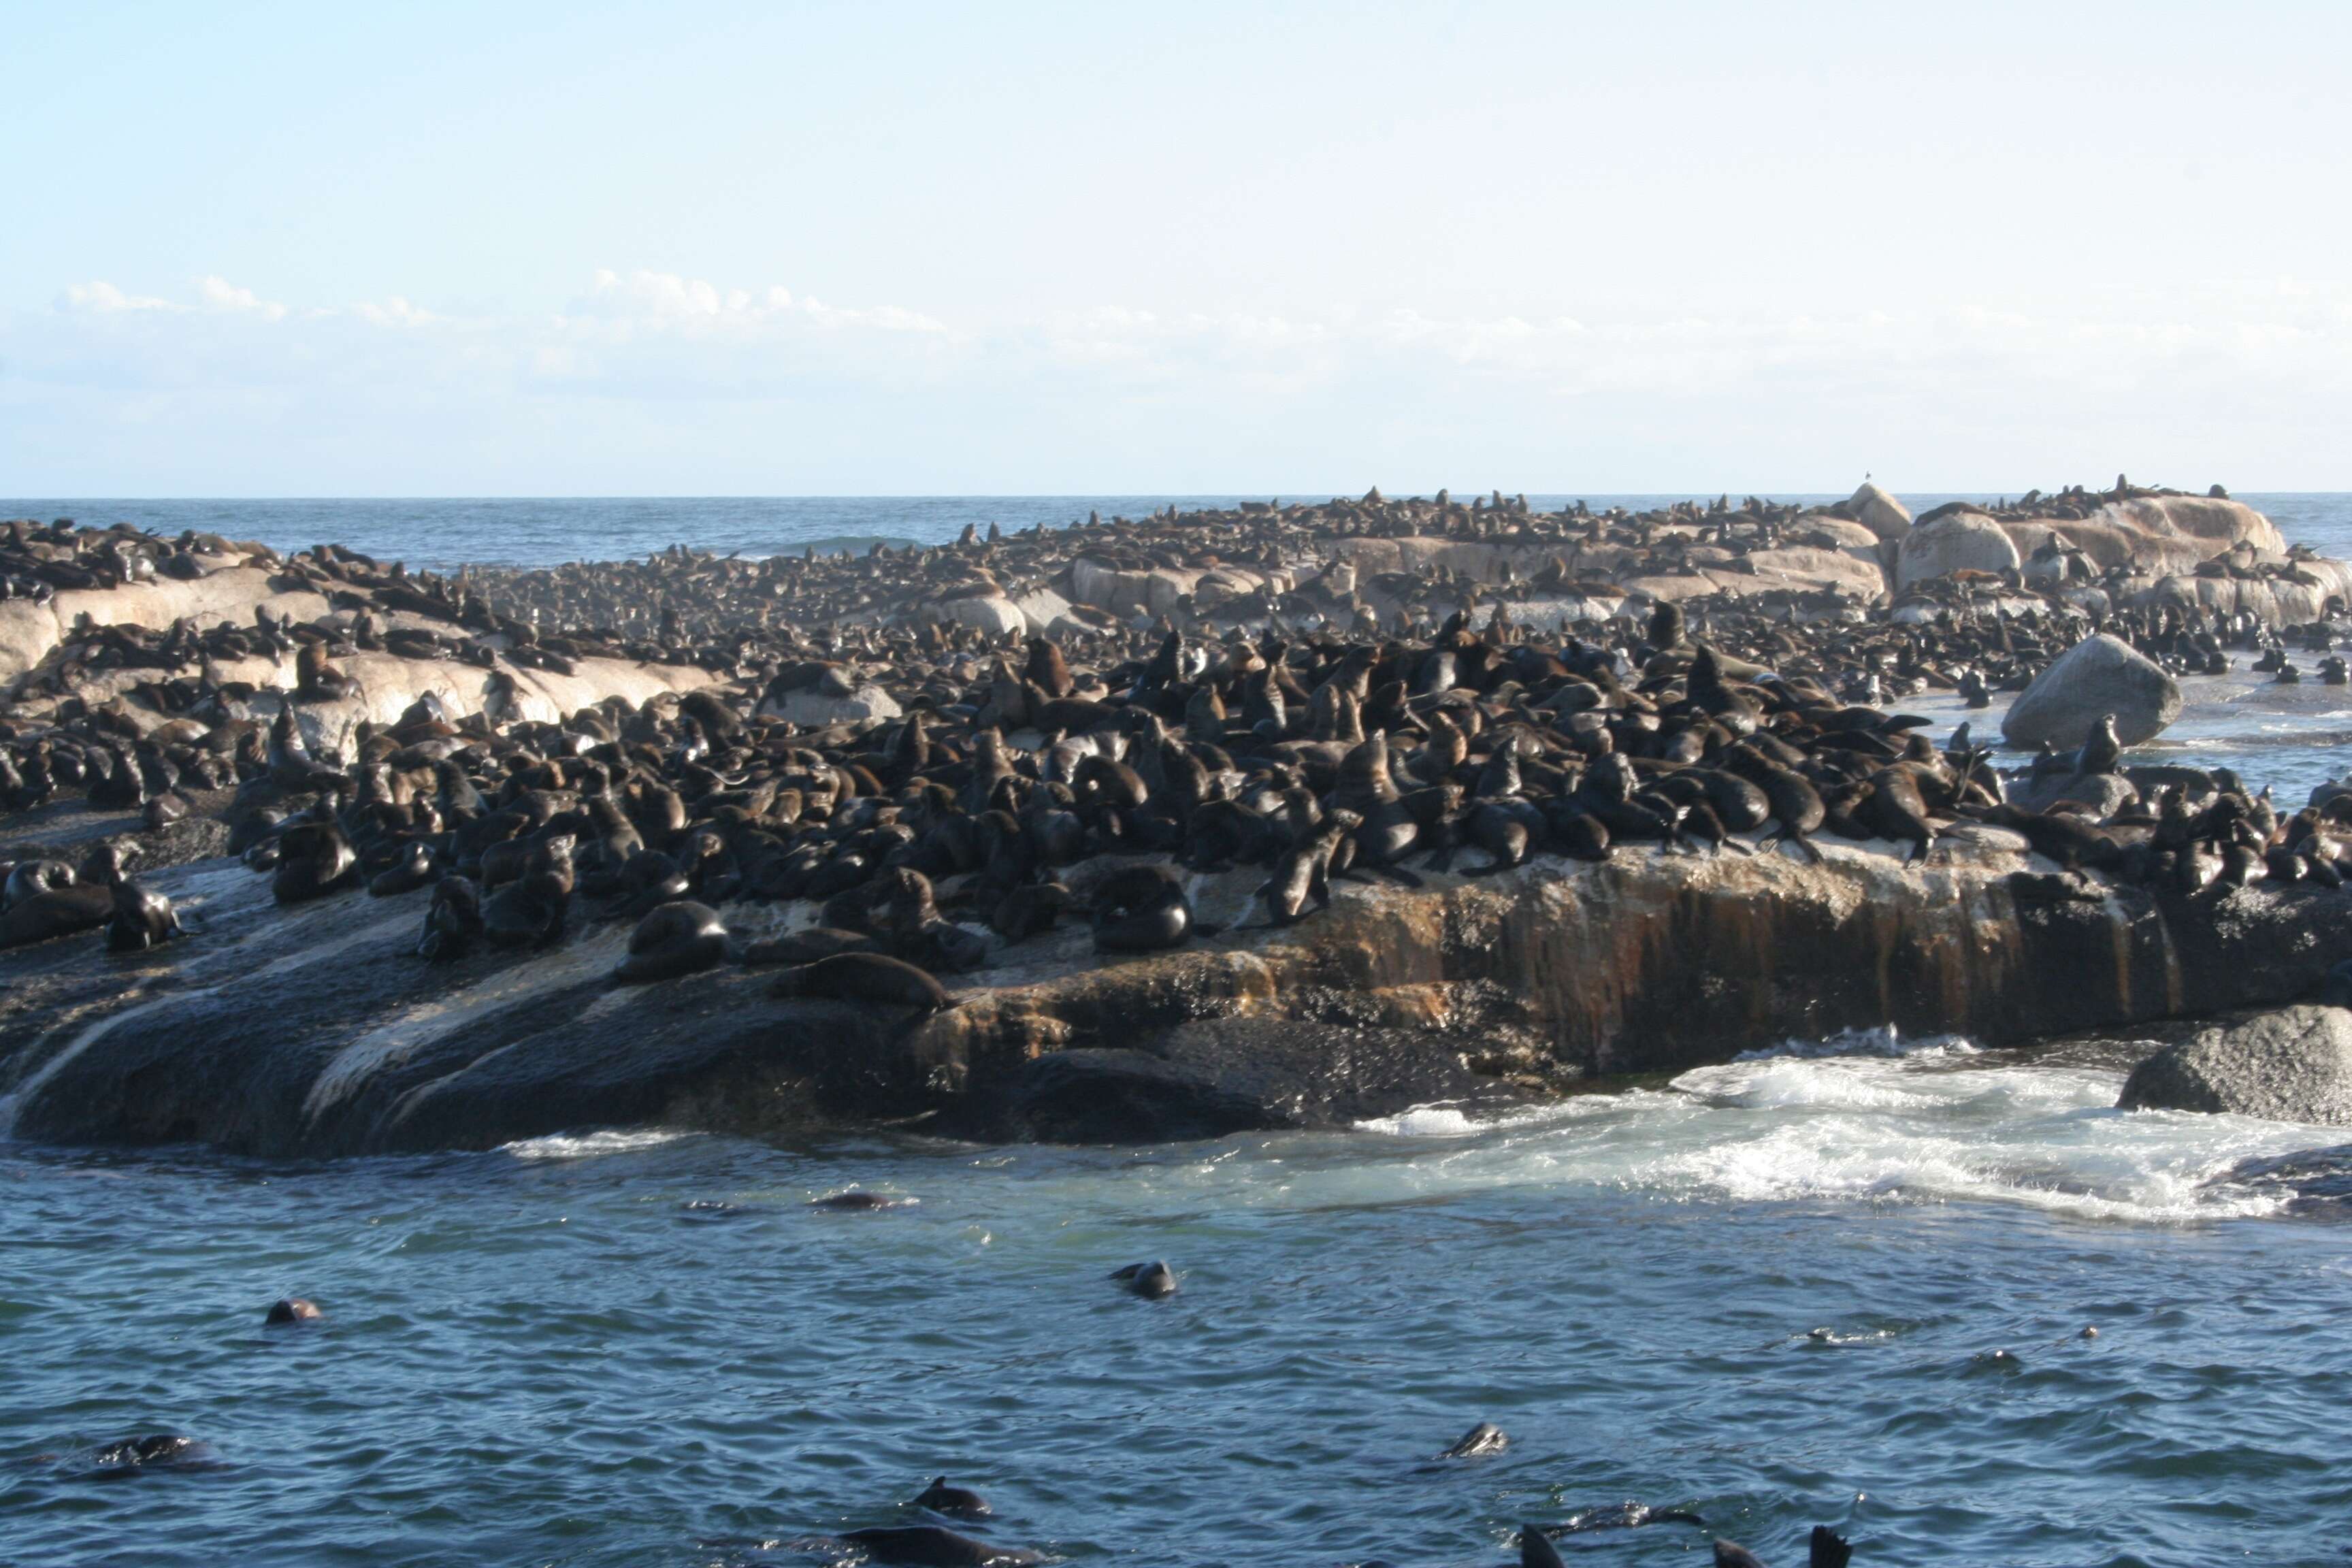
left=769, top=952, right=952, bottom=1013
left=88, top=1434, right=210, bottom=1476
left=1090, top=864, right=1192, bottom=953
left=105, top=878, right=182, bottom=952
left=838, top=1526, right=1041, bottom=1567
left=2075, top=713, right=2122, bottom=776
left=368, top=838, right=442, bottom=896
left=742, top=927, right=884, bottom=967
left=1714, top=1528, right=1850, bottom=1568
left=612, top=900, right=728, bottom=983
left=265, top=1297, right=323, bottom=1325
left=809, top=1190, right=916, bottom=1211
left=1440, top=1421, right=1507, bottom=1458
left=1111, top=1260, right=1177, bottom=1298
left=4, top=857, right=77, bottom=908
left=913, top=1476, right=990, bottom=1519
left=0, top=881, right=115, bottom=950
left=416, top=875, right=483, bottom=962
left=274, top=820, right=361, bottom=904
left=483, top=833, right=574, bottom=948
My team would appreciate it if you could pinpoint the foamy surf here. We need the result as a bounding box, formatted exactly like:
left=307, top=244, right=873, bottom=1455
left=498, top=1129, right=697, bottom=1160
left=1351, top=1046, right=2331, bottom=1224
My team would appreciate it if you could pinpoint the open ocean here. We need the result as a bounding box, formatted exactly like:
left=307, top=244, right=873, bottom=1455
left=7, top=495, right=2352, bottom=1568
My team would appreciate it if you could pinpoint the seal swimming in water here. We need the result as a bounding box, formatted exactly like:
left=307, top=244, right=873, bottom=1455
left=912, top=1476, right=990, bottom=1518
left=1439, top=1421, right=1507, bottom=1458
left=1714, top=1527, right=1851, bottom=1568
left=612, top=900, right=728, bottom=984
left=1111, top=1260, right=1177, bottom=1298
left=838, top=1525, right=1041, bottom=1567
left=265, top=1297, right=323, bottom=1324
left=809, top=1190, right=916, bottom=1211
left=769, top=952, right=953, bottom=1013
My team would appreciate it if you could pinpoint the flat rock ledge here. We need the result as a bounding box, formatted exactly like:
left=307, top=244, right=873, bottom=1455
left=7, top=834, right=2352, bottom=1156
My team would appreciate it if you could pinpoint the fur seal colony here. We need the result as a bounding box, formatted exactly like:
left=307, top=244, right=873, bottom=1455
left=5, top=481, right=2352, bottom=1156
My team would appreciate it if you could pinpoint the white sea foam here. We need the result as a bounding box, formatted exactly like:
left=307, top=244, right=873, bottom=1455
left=1343, top=1048, right=2329, bottom=1226
left=498, top=1128, right=694, bottom=1160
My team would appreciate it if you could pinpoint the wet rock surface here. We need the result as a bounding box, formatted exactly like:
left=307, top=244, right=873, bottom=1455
left=2119, top=1005, right=2352, bottom=1124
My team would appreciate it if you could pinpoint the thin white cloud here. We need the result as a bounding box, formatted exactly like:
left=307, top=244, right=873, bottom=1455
left=5, top=268, right=2351, bottom=491
left=197, top=275, right=286, bottom=320
left=61, top=280, right=174, bottom=313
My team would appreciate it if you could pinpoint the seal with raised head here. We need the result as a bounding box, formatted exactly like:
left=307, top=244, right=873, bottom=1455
left=1111, top=1260, right=1177, bottom=1298
left=416, top=875, right=484, bottom=962
left=105, top=878, right=182, bottom=952
left=1440, top=1420, right=1507, bottom=1458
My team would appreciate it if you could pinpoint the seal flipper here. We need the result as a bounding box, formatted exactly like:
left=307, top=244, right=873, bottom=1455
left=1521, top=1523, right=1567, bottom=1568
left=1810, top=1525, right=1852, bottom=1568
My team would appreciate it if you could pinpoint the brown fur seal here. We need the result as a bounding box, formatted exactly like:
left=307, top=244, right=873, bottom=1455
left=768, top=951, right=952, bottom=1012
left=105, top=878, right=181, bottom=952
left=1111, top=1259, right=1177, bottom=1298
left=416, top=875, right=483, bottom=962
left=1090, top=864, right=1192, bottom=952
left=741, top=927, right=883, bottom=967
left=265, top=1297, right=323, bottom=1325
left=274, top=820, right=361, bottom=904
left=612, top=900, right=728, bottom=984
left=0, top=881, right=114, bottom=949
left=839, top=1525, right=1041, bottom=1567
left=913, top=1476, right=990, bottom=1518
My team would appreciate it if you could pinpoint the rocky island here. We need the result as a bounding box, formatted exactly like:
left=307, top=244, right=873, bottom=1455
left=4, top=478, right=2349, bottom=1156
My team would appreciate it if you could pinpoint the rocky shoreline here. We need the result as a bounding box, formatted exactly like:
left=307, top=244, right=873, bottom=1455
left=6, top=828, right=2352, bottom=1156
left=4, top=481, right=2351, bottom=1157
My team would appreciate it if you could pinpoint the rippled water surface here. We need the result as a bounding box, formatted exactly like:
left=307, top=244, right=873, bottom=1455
left=8, top=494, right=2352, bottom=1567
left=8, top=1049, right=2352, bottom=1568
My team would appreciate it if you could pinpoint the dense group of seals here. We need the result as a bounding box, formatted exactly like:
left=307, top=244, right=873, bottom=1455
left=1, top=492, right=2345, bottom=1045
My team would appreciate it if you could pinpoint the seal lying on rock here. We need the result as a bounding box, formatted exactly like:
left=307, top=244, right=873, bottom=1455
left=769, top=952, right=953, bottom=1013
left=1090, top=865, right=1192, bottom=953
left=612, top=900, right=728, bottom=984
left=105, top=878, right=182, bottom=952
left=0, top=881, right=114, bottom=950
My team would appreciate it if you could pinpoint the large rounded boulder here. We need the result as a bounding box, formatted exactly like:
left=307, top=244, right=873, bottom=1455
left=1839, top=482, right=1913, bottom=542
left=2119, top=1007, right=2352, bottom=1124
left=1895, top=510, right=2021, bottom=589
left=1999, top=633, right=2183, bottom=749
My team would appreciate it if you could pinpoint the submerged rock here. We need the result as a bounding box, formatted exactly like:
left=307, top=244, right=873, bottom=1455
left=2119, top=1006, right=2352, bottom=1124
left=2001, top=633, right=2184, bottom=749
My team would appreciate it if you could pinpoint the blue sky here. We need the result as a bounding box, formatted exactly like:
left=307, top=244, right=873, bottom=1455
left=5, top=1, right=2348, bottom=495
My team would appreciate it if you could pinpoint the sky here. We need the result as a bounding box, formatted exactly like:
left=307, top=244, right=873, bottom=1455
left=3, top=0, right=2349, bottom=496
